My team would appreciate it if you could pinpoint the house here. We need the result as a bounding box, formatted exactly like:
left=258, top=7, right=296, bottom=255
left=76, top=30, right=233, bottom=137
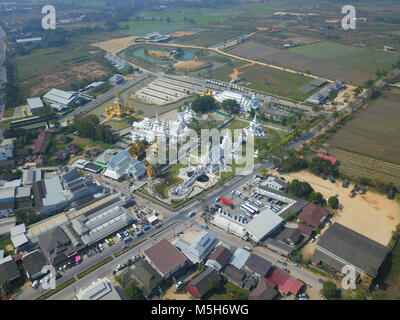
left=316, top=153, right=338, bottom=165
left=205, top=245, right=233, bottom=271
left=120, top=260, right=163, bottom=297
left=265, top=267, right=304, bottom=296
left=143, top=239, right=189, bottom=279
left=15, top=186, right=32, bottom=209
left=76, top=277, right=122, bottom=300
left=22, top=250, right=48, bottom=280
left=187, top=268, right=220, bottom=299
left=54, top=149, right=69, bottom=162
left=248, top=278, right=278, bottom=300
left=243, top=253, right=272, bottom=278
left=0, top=138, right=15, bottom=161
left=297, top=203, right=329, bottom=228
left=38, top=226, right=80, bottom=265
left=222, top=264, right=257, bottom=290
left=0, top=255, right=21, bottom=287
left=10, top=224, right=30, bottom=252
left=297, top=224, right=314, bottom=238
left=229, top=248, right=250, bottom=270
left=262, top=238, right=294, bottom=257
left=312, top=223, right=389, bottom=284
left=174, top=231, right=218, bottom=263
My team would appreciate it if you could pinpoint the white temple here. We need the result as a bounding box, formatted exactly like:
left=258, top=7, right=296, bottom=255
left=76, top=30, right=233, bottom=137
left=131, top=106, right=194, bottom=144
left=242, top=114, right=266, bottom=139
left=213, top=91, right=261, bottom=113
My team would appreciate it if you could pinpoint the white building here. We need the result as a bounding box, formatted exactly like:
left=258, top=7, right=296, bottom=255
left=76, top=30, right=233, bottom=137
left=242, top=115, right=266, bottom=139
left=76, top=278, right=122, bottom=300
left=214, top=91, right=260, bottom=113
left=43, top=88, right=84, bottom=111
left=131, top=107, right=194, bottom=144
left=103, top=150, right=146, bottom=180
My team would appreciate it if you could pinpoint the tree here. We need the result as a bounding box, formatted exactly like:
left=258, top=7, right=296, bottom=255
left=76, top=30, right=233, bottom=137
left=258, top=168, right=269, bottom=178
left=221, top=99, right=240, bottom=115
left=322, top=281, right=341, bottom=300
left=125, top=283, right=143, bottom=300
left=191, top=95, right=217, bottom=114
left=328, top=196, right=339, bottom=209
left=310, top=191, right=323, bottom=205
left=287, top=179, right=314, bottom=199
left=209, top=279, right=223, bottom=293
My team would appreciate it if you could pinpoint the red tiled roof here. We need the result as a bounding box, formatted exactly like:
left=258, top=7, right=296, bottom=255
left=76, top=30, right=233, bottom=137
left=266, top=268, right=303, bottom=296
left=207, top=245, right=233, bottom=268
left=297, top=224, right=314, bottom=237
left=144, top=239, right=189, bottom=277
left=298, top=203, right=329, bottom=228
left=317, top=153, right=338, bottom=165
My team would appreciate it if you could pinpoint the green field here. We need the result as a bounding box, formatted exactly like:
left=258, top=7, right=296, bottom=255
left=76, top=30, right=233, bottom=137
left=209, top=61, right=316, bottom=101
left=288, top=41, right=399, bottom=74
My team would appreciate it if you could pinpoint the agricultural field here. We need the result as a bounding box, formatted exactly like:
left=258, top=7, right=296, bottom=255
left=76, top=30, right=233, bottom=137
left=227, top=41, right=375, bottom=85
left=208, top=60, right=316, bottom=101
left=327, top=89, right=400, bottom=184
left=287, top=41, right=399, bottom=75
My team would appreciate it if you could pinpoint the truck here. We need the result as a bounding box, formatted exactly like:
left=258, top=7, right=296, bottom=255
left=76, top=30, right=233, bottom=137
left=136, top=230, right=144, bottom=237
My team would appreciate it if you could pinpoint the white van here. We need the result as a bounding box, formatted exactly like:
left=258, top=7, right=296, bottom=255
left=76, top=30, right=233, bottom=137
left=117, top=233, right=123, bottom=241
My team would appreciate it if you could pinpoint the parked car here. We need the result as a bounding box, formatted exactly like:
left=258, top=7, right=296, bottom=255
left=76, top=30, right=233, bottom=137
left=105, top=239, right=110, bottom=246
left=123, top=230, right=129, bottom=237
left=117, top=233, right=123, bottom=241
left=176, top=231, right=184, bottom=236
left=32, top=280, right=39, bottom=289
left=243, top=245, right=253, bottom=252
left=175, top=281, right=183, bottom=289
left=143, top=225, right=151, bottom=231
left=98, top=243, right=104, bottom=251
left=187, top=211, right=195, bottom=218
left=319, top=279, right=326, bottom=284
left=109, top=238, right=114, bottom=245
left=92, top=248, right=98, bottom=254
left=136, top=230, right=144, bottom=237
left=293, top=263, right=300, bottom=268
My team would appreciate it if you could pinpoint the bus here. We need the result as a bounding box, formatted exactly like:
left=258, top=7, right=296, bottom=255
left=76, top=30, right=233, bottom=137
left=240, top=205, right=253, bottom=217
left=242, top=204, right=256, bottom=215
left=240, top=204, right=253, bottom=216
left=244, top=202, right=259, bottom=214
left=220, top=196, right=233, bottom=209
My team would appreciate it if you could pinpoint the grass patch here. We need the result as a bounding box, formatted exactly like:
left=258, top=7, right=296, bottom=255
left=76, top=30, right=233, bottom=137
left=35, top=278, right=76, bottom=300
left=208, top=281, right=249, bottom=300
left=76, top=256, right=114, bottom=279
left=153, top=162, right=187, bottom=199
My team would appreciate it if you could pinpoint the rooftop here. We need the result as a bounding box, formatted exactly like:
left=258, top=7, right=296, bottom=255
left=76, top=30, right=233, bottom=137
left=144, top=239, right=189, bottom=277
left=313, top=222, right=389, bottom=278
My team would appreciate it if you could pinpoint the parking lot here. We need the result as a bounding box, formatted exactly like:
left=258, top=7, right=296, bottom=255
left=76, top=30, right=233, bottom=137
left=208, top=176, right=291, bottom=221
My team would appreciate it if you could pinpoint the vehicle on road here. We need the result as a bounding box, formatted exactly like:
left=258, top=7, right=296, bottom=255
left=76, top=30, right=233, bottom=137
left=187, top=211, right=195, bottom=218
left=98, top=243, right=104, bottom=251
left=293, top=263, right=300, bottom=268
left=32, top=280, right=39, bottom=289
left=243, top=245, right=253, bottom=252
left=123, top=230, right=129, bottom=237
left=124, top=236, right=133, bottom=244
left=136, top=230, right=144, bottom=237
left=143, top=225, right=151, bottom=231
left=278, top=259, right=287, bottom=266
left=176, top=231, right=184, bottom=236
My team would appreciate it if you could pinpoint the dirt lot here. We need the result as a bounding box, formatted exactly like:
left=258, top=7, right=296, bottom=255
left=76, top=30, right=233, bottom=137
left=174, top=59, right=210, bottom=72
left=27, top=61, right=109, bottom=96
left=162, top=286, right=193, bottom=300
left=92, top=36, right=139, bottom=55
left=279, top=170, right=400, bottom=246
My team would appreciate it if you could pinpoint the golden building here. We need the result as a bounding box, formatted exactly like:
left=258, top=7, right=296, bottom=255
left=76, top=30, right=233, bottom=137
left=105, top=88, right=133, bottom=119
left=200, top=89, right=213, bottom=97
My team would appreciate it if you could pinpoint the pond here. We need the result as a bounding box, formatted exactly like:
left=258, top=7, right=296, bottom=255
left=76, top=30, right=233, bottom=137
left=131, top=46, right=196, bottom=65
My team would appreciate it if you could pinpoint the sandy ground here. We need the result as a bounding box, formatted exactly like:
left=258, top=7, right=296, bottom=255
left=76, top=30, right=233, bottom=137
left=148, top=49, right=175, bottom=60
left=325, top=84, right=359, bottom=112
left=279, top=170, right=400, bottom=246
left=175, top=59, right=209, bottom=72
left=162, top=286, right=193, bottom=300
left=228, top=62, right=255, bottom=79
left=92, top=36, right=139, bottom=55
left=171, top=31, right=196, bottom=37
